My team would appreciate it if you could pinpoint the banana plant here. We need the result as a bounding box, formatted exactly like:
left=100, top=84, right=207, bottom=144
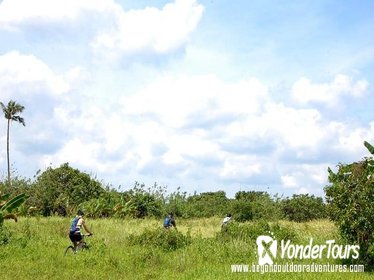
left=364, top=141, right=374, bottom=155
left=0, top=192, right=27, bottom=226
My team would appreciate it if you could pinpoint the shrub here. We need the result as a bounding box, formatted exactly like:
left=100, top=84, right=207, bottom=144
left=123, top=182, right=165, bottom=218
left=282, top=194, right=327, bottom=222
left=229, top=200, right=253, bottom=222
left=230, top=191, right=282, bottom=222
left=184, top=191, right=229, bottom=218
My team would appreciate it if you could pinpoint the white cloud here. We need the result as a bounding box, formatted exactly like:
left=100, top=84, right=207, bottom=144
left=92, top=0, right=204, bottom=56
left=281, top=174, right=298, bottom=188
left=0, top=0, right=204, bottom=57
left=263, top=103, right=324, bottom=149
left=0, top=0, right=121, bottom=30
left=280, top=164, right=328, bottom=195
left=0, top=51, right=70, bottom=99
left=38, top=71, right=373, bottom=195
left=0, top=47, right=369, bottom=195
left=121, top=74, right=268, bottom=128
left=292, top=74, right=368, bottom=104
left=220, top=156, right=261, bottom=179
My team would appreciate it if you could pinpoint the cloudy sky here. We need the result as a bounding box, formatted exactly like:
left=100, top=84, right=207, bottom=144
left=0, top=0, right=373, bottom=197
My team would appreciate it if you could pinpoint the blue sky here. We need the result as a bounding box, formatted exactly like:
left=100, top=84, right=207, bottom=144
left=0, top=0, right=373, bottom=197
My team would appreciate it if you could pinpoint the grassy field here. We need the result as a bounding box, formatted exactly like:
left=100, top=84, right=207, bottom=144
left=0, top=217, right=372, bottom=280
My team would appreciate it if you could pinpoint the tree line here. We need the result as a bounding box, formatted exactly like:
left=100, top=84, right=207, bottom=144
left=0, top=162, right=327, bottom=222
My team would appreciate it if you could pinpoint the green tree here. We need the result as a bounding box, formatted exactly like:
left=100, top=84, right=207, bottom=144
left=0, top=100, right=25, bottom=186
left=281, top=194, right=327, bottom=222
left=231, top=191, right=281, bottom=222
left=122, top=182, right=165, bottom=218
left=185, top=191, right=228, bottom=218
left=165, top=188, right=188, bottom=217
left=325, top=141, right=374, bottom=269
left=30, top=163, right=104, bottom=216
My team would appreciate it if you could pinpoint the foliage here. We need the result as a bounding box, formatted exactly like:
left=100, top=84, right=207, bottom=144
left=281, top=194, right=327, bottom=222
left=0, top=165, right=331, bottom=224
left=230, top=191, right=282, bottom=222
left=122, top=182, right=165, bottom=218
left=28, top=163, right=104, bottom=216
left=185, top=191, right=229, bottom=218
left=0, top=192, right=27, bottom=226
left=325, top=141, right=374, bottom=270
left=364, top=141, right=374, bottom=155
left=79, top=191, right=136, bottom=218
left=229, top=199, right=253, bottom=222
left=164, top=188, right=188, bottom=217
left=79, top=196, right=117, bottom=218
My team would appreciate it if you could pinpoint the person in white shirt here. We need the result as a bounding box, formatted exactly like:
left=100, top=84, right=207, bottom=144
left=221, top=213, right=232, bottom=229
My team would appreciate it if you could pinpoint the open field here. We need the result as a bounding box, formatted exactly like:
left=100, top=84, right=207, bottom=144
left=0, top=217, right=372, bottom=280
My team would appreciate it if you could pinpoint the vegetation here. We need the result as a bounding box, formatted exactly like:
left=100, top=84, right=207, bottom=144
left=325, top=141, right=374, bottom=270
left=281, top=194, right=327, bottom=222
left=231, top=191, right=282, bottom=222
left=0, top=100, right=25, bottom=186
left=28, top=163, right=105, bottom=216
left=0, top=192, right=27, bottom=226
left=0, top=165, right=328, bottom=223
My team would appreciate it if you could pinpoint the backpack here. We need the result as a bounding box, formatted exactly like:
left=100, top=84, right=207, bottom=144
left=69, top=217, right=80, bottom=233
left=163, top=217, right=171, bottom=227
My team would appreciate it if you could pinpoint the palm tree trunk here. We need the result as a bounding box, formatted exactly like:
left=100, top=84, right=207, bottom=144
left=6, top=118, right=10, bottom=186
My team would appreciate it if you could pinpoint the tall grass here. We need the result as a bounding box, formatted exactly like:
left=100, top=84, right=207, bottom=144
left=0, top=217, right=372, bottom=279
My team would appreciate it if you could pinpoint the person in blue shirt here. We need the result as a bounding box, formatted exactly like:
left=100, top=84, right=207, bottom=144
left=163, top=212, right=177, bottom=230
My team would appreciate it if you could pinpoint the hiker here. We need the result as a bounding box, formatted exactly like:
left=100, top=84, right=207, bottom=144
left=221, top=213, right=232, bottom=229
left=163, top=212, right=177, bottom=230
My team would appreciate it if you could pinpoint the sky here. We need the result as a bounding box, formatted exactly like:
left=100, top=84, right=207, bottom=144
left=0, top=0, right=373, bottom=198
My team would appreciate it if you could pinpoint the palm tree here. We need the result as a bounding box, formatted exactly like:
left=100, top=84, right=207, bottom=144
left=0, top=100, right=25, bottom=186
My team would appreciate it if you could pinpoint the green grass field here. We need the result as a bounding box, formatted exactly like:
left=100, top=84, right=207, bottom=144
left=0, top=217, right=372, bottom=280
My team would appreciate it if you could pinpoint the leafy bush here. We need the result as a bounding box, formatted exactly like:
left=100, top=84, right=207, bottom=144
left=229, top=200, right=253, bottom=222
left=29, top=163, right=105, bottom=216
left=282, top=194, right=327, bottom=222
left=123, top=183, right=165, bottom=218
left=230, top=191, right=282, bottom=222
left=184, top=191, right=229, bottom=218
left=164, top=188, right=188, bottom=218
left=127, top=228, right=192, bottom=251
left=325, top=141, right=374, bottom=270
